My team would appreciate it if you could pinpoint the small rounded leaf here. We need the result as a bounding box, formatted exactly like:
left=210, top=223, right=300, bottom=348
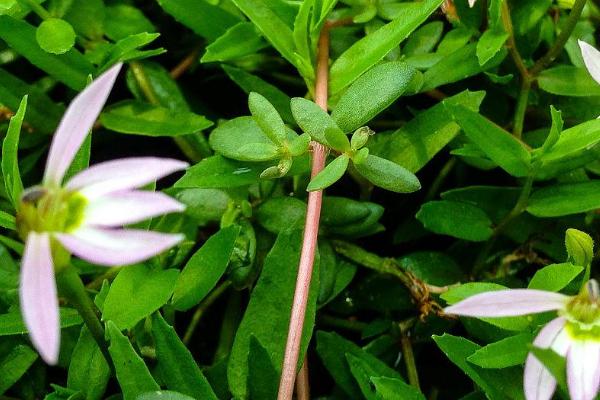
left=324, top=127, right=350, bottom=152
left=238, top=142, right=280, bottom=161
left=354, top=154, right=420, bottom=193
left=288, top=133, right=311, bottom=156
left=36, top=18, right=76, bottom=54
left=307, top=154, right=349, bottom=191
left=248, top=92, right=286, bottom=144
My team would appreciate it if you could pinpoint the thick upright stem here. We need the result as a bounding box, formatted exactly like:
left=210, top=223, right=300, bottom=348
left=277, top=26, right=329, bottom=400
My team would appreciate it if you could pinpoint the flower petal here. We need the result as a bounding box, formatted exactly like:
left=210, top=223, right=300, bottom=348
left=55, top=227, right=184, bottom=266
left=567, top=339, right=600, bottom=400
left=19, top=233, right=60, bottom=365
left=468, top=0, right=476, bottom=7
left=444, top=289, right=569, bottom=317
left=83, top=190, right=185, bottom=227
left=65, top=157, right=188, bottom=198
left=579, top=40, right=600, bottom=86
left=44, top=63, right=122, bottom=185
left=524, top=317, right=566, bottom=400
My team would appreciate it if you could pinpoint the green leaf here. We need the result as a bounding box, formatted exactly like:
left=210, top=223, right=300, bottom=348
left=222, top=65, right=293, bottom=124
left=421, top=43, right=506, bottom=92
left=307, top=154, right=350, bottom=191
left=447, top=104, right=531, bottom=177
left=0, top=67, right=64, bottom=134
left=102, top=265, right=179, bottom=330
left=527, top=181, right=600, bottom=217
left=535, top=119, right=600, bottom=179
left=174, top=156, right=264, bottom=189
left=346, top=354, right=411, bottom=400
left=228, top=230, right=319, bottom=399
left=2, top=95, right=25, bottom=208
left=36, top=18, right=76, bottom=55
left=202, top=22, right=267, bottom=62
left=0, top=211, right=15, bottom=230
left=331, top=62, right=417, bottom=132
left=329, top=0, right=444, bottom=94
left=247, top=336, right=279, bottom=400
left=324, top=126, right=350, bottom=152
left=291, top=97, right=340, bottom=142
left=0, top=308, right=81, bottom=336
left=104, top=4, right=155, bottom=41
left=316, top=331, right=400, bottom=399
left=371, top=376, right=426, bottom=400
left=62, top=0, right=105, bottom=41
left=467, top=333, right=534, bottom=369
left=416, top=200, right=493, bottom=242
left=107, top=321, right=160, bottom=400
left=538, top=66, right=600, bottom=97
left=565, top=228, right=594, bottom=268
left=433, top=334, right=519, bottom=399
left=151, top=313, right=217, bottom=399
left=157, top=0, right=239, bottom=41
left=256, top=196, right=306, bottom=234
left=248, top=92, right=287, bottom=144
left=102, top=33, right=165, bottom=67
left=0, top=15, right=93, bottom=90
left=540, top=106, right=563, bottom=153
left=209, top=116, right=281, bottom=161
left=100, top=100, right=212, bottom=137
left=354, top=154, right=421, bottom=193
left=137, top=392, right=195, bottom=400
left=402, top=21, right=444, bottom=56
left=0, top=345, right=38, bottom=394
left=172, top=226, right=240, bottom=311
left=476, top=28, right=508, bottom=66
left=371, top=90, right=485, bottom=173
left=231, top=0, right=296, bottom=66
left=527, top=262, right=583, bottom=291
left=67, top=327, right=110, bottom=400
left=292, top=0, right=313, bottom=77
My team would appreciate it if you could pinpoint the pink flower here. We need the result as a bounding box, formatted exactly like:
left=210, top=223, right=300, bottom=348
left=16, top=63, right=188, bottom=365
left=445, top=282, right=600, bottom=400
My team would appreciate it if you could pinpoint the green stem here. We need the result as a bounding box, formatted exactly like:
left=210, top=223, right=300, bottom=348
left=529, top=0, right=588, bottom=77
left=472, top=174, right=534, bottom=275
left=129, top=61, right=207, bottom=162
left=56, top=267, right=112, bottom=368
left=424, top=157, right=456, bottom=202
left=501, top=1, right=529, bottom=80
left=512, top=79, right=531, bottom=139
left=400, top=334, right=420, bottom=390
left=17, top=0, right=51, bottom=20
left=183, top=280, right=231, bottom=345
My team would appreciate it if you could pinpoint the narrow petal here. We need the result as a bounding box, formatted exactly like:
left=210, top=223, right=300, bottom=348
left=444, top=289, right=569, bottom=317
left=567, top=339, right=600, bottom=400
left=468, top=0, right=476, bottom=7
left=55, top=227, right=184, bottom=266
left=83, top=190, right=185, bottom=227
left=44, top=63, right=122, bottom=185
left=65, top=157, right=188, bottom=198
left=579, top=40, right=600, bottom=86
left=524, top=317, right=566, bottom=400
left=19, top=233, right=60, bottom=365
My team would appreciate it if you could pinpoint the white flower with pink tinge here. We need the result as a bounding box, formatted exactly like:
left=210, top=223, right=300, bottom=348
left=445, top=281, right=600, bottom=400
left=16, top=63, right=188, bottom=365
left=579, top=40, right=600, bottom=86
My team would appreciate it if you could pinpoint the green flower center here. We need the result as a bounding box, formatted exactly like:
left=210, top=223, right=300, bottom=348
left=16, top=186, right=88, bottom=240
left=564, top=280, right=600, bottom=340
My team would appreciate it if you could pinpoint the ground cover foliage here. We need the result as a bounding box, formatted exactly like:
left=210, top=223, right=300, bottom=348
left=1, top=0, right=600, bottom=399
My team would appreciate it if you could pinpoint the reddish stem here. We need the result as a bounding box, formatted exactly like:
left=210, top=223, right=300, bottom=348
left=277, top=25, right=330, bottom=400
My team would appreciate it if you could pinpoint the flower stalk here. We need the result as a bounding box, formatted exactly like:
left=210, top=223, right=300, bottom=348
left=276, top=23, right=330, bottom=400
